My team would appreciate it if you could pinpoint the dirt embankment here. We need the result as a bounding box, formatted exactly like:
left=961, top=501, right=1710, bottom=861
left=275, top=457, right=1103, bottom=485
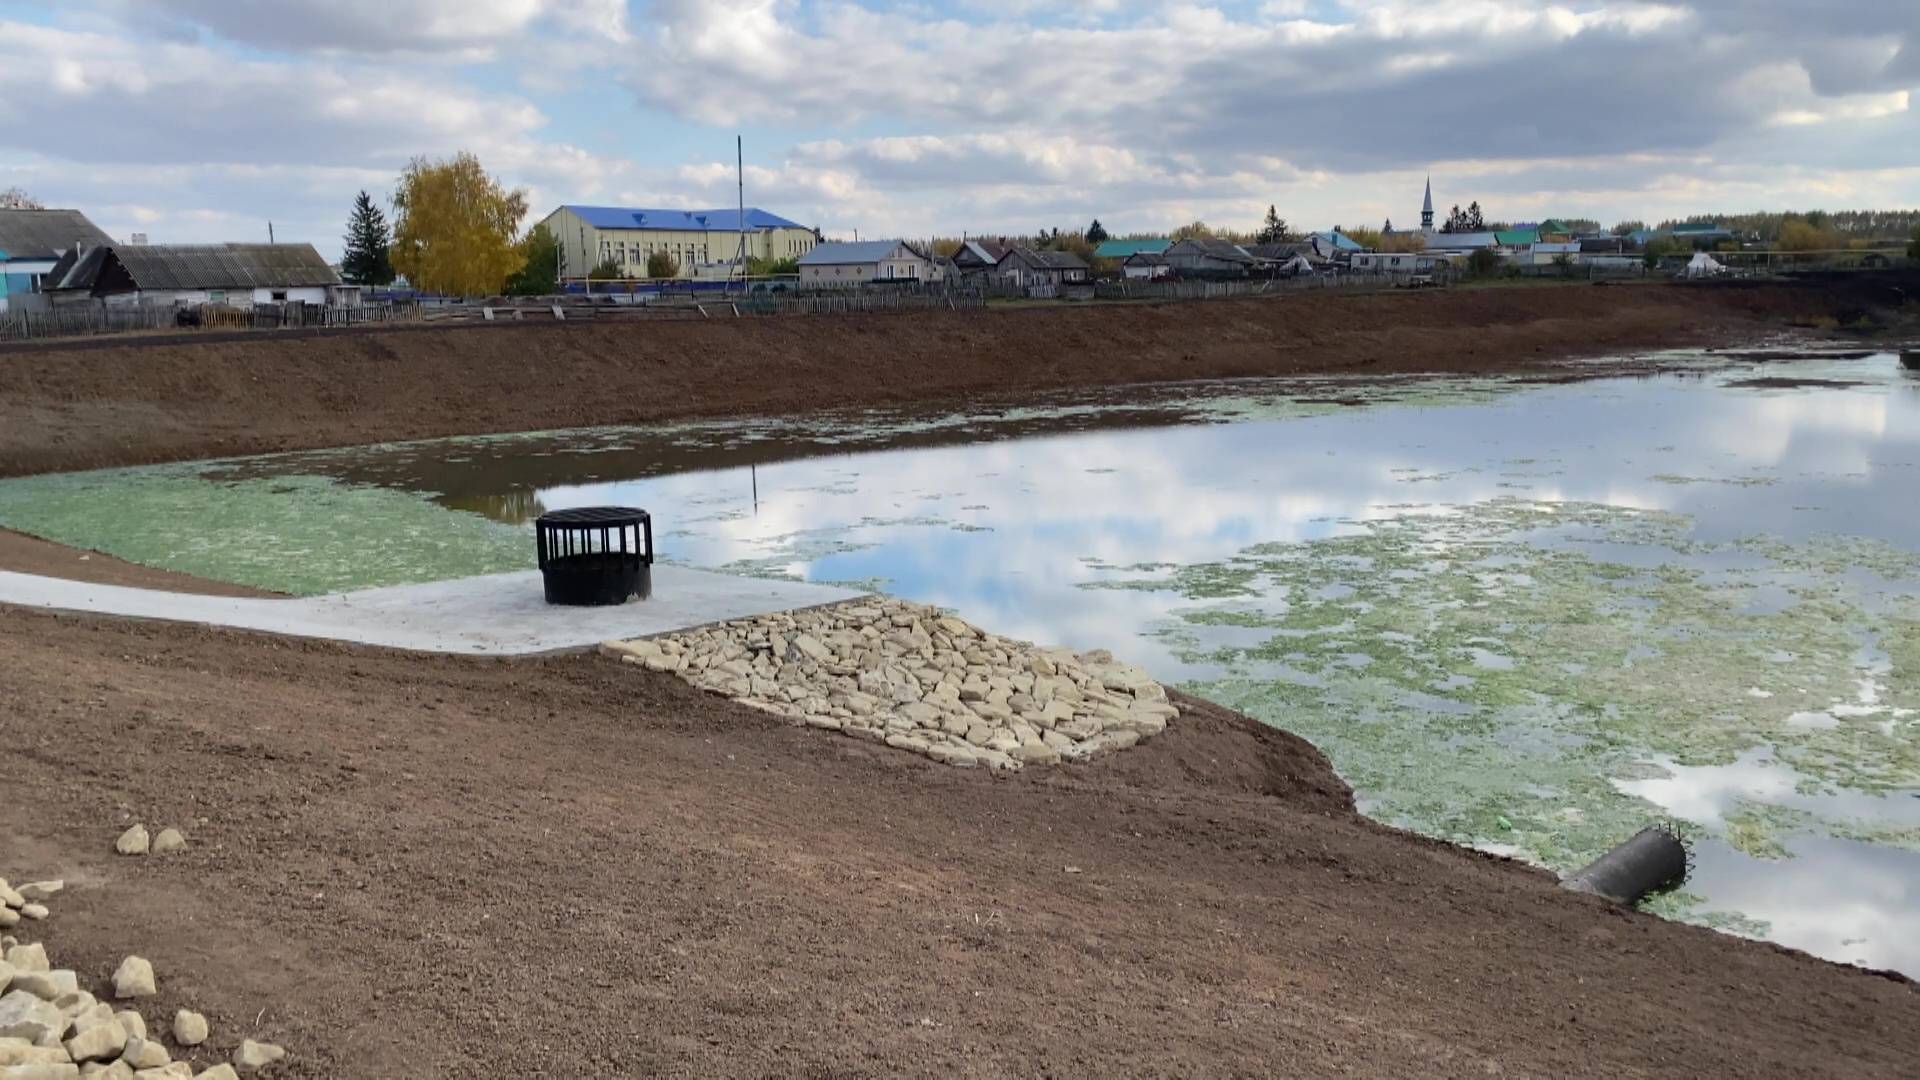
left=3, top=275, right=1912, bottom=478
left=1, top=605, right=1913, bottom=1078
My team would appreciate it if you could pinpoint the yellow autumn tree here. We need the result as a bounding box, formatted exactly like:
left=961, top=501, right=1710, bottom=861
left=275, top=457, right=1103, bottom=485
left=391, top=152, right=528, bottom=297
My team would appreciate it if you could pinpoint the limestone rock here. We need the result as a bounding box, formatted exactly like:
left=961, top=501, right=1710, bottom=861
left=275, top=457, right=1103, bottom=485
left=3, top=947, right=46, bottom=975
left=0, top=1060, right=80, bottom=1080
left=111, top=1015, right=143, bottom=1043
left=168, top=1013, right=205, bottom=1049
left=0, top=882, right=22, bottom=910
left=15, top=909, right=44, bottom=924
left=63, top=1006, right=110, bottom=1034
left=0, top=912, right=16, bottom=931
left=0, top=1040, right=73, bottom=1066
left=114, top=827, right=149, bottom=857
left=109, top=960, right=154, bottom=1001
left=149, top=831, right=186, bottom=856
left=117, top=1038, right=168, bottom=1070
left=50, top=993, right=92, bottom=1021
left=230, top=1040, right=284, bottom=1072
left=80, top=1062, right=134, bottom=1080
left=194, top=1066, right=239, bottom=1080
left=63, top=1021, right=126, bottom=1063
left=0, top=963, right=13, bottom=997
left=0, top=990, right=65, bottom=1044
left=132, top=1065, right=193, bottom=1080
left=8, top=973, right=72, bottom=1002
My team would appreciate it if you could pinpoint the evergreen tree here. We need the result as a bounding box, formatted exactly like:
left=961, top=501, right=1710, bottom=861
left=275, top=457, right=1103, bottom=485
left=340, top=190, right=395, bottom=285
left=1254, top=205, right=1292, bottom=244
left=1086, top=219, right=1108, bottom=245
left=504, top=224, right=560, bottom=296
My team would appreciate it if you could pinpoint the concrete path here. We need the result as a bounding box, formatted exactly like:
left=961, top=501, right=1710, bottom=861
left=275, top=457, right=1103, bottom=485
left=0, top=567, right=865, bottom=656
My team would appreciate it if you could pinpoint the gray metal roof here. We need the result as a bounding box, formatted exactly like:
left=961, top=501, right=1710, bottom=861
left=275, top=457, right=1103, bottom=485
left=1007, top=247, right=1090, bottom=270
left=1167, top=238, right=1256, bottom=263
left=797, top=240, right=912, bottom=266
left=47, top=242, right=340, bottom=292
left=0, top=209, right=112, bottom=260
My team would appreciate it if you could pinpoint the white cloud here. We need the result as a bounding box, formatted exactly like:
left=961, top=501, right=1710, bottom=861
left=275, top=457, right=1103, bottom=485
left=2, top=1, right=1916, bottom=258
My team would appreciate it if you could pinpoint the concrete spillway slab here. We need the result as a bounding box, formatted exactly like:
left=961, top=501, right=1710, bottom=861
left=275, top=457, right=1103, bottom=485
left=0, top=567, right=866, bottom=656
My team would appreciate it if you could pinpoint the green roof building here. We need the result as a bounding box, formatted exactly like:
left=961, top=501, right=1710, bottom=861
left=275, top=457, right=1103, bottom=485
left=1093, top=238, right=1171, bottom=260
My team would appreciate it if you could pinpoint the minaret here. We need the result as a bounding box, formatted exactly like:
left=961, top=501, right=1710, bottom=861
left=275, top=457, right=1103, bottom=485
left=1420, top=176, right=1435, bottom=233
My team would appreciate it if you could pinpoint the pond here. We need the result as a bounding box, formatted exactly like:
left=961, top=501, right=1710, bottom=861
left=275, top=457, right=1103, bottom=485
left=3, top=350, right=1917, bottom=976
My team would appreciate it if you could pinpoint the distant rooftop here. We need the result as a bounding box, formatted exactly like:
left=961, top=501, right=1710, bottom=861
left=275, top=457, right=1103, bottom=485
left=1093, top=237, right=1169, bottom=259
left=0, top=208, right=112, bottom=260
left=558, top=206, right=807, bottom=233
left=797, top=240, right=913, bottom=265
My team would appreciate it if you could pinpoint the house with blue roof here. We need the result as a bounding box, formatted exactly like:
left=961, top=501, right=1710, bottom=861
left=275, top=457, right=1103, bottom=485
left=535, top=204, right=819, bottom=279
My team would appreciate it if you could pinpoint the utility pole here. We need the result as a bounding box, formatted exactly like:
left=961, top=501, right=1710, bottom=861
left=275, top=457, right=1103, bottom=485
left=735, top=134, right=748, bottom=295
left=580, top=225, right=590, bottom=297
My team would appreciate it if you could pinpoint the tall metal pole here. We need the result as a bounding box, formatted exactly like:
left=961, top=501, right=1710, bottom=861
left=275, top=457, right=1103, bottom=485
left=736, top=134, right=747, bottom=294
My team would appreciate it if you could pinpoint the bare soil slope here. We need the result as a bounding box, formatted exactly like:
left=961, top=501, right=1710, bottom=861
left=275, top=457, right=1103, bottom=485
left=3, top=276, right=1908, bottom=478
left=2, top=606, right=1912, bottom=1078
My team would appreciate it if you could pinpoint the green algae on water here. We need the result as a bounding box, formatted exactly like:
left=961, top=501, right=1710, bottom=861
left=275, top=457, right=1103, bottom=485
left=1084, top=498, right=1920, bottom=918
left=0, top=467, right=530, bottom=596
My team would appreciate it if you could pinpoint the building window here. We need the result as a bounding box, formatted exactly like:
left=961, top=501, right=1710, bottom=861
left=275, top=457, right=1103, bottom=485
left=270, top=290, right=287, bottom=302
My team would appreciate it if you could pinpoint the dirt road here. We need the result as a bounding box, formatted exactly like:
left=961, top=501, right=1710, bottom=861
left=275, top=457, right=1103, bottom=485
left=2, top=606, right=1912, bottom=1078
left=3, top=275, right=1911, bottom=478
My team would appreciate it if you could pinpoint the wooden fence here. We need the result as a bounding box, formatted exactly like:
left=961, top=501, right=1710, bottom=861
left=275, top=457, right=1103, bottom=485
left=0, top=299, right=421, bottom=343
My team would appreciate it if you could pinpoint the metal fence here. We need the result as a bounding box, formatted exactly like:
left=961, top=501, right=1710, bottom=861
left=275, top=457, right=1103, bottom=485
left=0, top=299, right=421, bottom=343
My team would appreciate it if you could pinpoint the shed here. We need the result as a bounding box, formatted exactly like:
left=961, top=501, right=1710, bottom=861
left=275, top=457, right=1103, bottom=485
left=43, top=242, right=345, bottom=306
left=1122, top=251, right=1171, bottom=280
left=796, top=240, right=936, bottom=287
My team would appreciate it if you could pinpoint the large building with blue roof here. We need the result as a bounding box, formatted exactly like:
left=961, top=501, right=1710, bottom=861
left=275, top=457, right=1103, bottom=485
left=536, top=204, right=819, bottom=279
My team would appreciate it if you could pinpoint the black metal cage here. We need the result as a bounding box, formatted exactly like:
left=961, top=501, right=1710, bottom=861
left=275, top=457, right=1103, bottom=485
left=534, top=506, right=653, bottom=606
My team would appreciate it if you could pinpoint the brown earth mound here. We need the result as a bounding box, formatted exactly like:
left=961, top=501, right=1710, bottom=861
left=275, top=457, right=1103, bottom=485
left=2, top=605, right=1913, bottom=1078
left=3, top=275, right=1911, bottom=478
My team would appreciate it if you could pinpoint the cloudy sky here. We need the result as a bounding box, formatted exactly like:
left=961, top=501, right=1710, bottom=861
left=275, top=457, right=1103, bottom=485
left=0, top=1, right=1915, bottom=259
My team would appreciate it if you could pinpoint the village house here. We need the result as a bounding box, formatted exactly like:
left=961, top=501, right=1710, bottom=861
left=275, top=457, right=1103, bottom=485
left=796, top=240, right=939, bottom=287
left=949, top=239, right=1014, bottom=277
left=1122, top=251, right=1171, bottom=280
left=1162, top=238, right=1260, bottom=277
left=997, top=247, right=1090, bottom=287
left=1349, top=251, right=1451, bottom=274
left=42, top=242, right=350, bottom=307
left=537, top=205, right=818, bottom=280
left=0, top=208, right=112, bottom=313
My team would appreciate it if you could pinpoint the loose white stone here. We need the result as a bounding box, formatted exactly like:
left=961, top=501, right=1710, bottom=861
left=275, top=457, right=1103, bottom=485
left=230, top=1040, right=284, bottom=1072
left=168, top=1013, right=205, bottom=1049
left=109, top=960, right=154, bottom=1001
left=64, top=1005, right=111, bottom=1034
left=12, top=887, right=57, bottom=905
left=149, top=831, right=186, bottom=856
left=0, top=990, right=65, bottom=1044
left=110, top=1014, right=142, bottom=1044
left=3, top=948, right=46, bottom=975
left=118, top=1038, right=168, bottom=1070
left=7, top=973, right=71, bottom=1002
left=194, top=1066, right=239, bottom=1080
left=0, top=962, right=13, bottom=996
left=0, top=1040, right=72, bottom=1066
left=15, top=910, right=44, bottom=925
left=114, top=827, right=149, bottom=857
left=62, top=1020, right=126, bottom=1063
left=80, top=1062, right=134, bottom=1080
left=132, top=1065, right=193, bottom=1079
left=0, top=912, right=16, bottom=931
left=0, top=883, right=21, bottom=910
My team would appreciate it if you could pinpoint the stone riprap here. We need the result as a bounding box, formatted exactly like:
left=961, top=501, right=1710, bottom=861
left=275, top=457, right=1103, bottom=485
left=603, top=599, right=1182, bottom=770
left=0, top=876, right=284, bottom=1079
